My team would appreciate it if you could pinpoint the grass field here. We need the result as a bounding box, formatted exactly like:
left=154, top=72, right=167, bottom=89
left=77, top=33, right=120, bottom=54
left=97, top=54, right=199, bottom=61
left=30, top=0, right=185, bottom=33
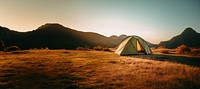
left=0, top=49, right=200, bottom=89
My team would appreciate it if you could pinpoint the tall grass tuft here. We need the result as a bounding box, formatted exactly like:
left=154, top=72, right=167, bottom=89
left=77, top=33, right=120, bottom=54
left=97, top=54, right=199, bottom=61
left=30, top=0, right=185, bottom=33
left=93, top=46, right=103, bottom=51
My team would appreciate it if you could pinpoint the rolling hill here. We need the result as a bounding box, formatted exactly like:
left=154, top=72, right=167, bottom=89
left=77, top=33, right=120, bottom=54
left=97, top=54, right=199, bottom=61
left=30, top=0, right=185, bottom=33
left=0, top=23, right=119, bottom=49
left=0, top=23, right=156, bottom=49
left=159, top=27, right=200, bottom=48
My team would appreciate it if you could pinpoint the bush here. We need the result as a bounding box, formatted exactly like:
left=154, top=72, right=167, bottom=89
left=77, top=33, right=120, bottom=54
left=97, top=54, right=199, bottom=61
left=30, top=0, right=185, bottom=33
left=40, top=47, right=49, bottom=50
left=176, top=45, right=191, bottom=54
left=76, top=46, right=90, bottom=50
left=190, top=48, right=200, bottom=56
left=151, top=46, right=158, bottom=50
left=7, top=46, right=20, bottom=51
left=93, top=46, right=103, bottom=51
left=157, top=46, right=168, bottom=49
left=160, top=49, right=170, bottom=54
left=45, top=47, right=49, bottom=50
left=93, top=46, right=111, bottom=51
left=102, top=48, right=111, bottom=52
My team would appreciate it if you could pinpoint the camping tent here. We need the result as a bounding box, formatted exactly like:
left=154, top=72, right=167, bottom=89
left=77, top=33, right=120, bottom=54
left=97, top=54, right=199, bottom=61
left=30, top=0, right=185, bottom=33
left=115, top=36, right=152, bottom=55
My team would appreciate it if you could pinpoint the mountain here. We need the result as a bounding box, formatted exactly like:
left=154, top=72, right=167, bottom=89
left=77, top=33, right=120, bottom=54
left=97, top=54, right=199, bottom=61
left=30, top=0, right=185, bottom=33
left=147, top=41, right=158, bottom=48
left=109, top=34, right=157, bottom=48
left=159, top=27, right=200, bottom=48
left=0, top=23, right=156, bottom=49
left=109, top=34, right=128, bottom=45
left=0, top=23, right=117, bottom=49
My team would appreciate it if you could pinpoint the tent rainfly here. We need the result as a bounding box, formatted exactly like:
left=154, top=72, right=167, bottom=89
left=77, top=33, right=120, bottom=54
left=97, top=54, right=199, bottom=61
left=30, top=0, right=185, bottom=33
left=115, top=36, right=152, bottom=55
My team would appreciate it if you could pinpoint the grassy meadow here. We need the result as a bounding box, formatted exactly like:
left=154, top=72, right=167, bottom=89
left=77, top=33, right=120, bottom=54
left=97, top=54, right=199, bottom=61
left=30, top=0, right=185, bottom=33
left=0, top=49, right=200, bottom=89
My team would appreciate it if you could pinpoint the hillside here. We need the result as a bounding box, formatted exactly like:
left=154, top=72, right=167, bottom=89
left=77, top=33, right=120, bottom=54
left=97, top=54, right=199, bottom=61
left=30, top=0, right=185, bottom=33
left=0, top=23, right=118, bottom=49
left=109, top=34, right=128, bottom=46
left=109, top=35, right=156, bottom=47
left=159, top=28, right=200, bottom=48
left=0, top=23, right=157, bottom=49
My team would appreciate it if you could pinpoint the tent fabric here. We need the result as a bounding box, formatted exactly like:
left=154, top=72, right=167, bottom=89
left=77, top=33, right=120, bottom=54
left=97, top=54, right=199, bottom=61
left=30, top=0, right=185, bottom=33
left=115, top=36, right=152, bottom=55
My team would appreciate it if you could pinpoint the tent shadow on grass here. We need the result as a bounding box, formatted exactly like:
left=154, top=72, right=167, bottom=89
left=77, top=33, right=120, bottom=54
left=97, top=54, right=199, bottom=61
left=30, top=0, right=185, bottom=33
left=130, top=54, right=200, bottom=67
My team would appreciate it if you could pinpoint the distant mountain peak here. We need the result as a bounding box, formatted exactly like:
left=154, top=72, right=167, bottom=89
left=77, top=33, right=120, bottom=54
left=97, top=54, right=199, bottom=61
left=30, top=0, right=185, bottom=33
left=37, top=23, right=66, bottom=30
left=110, top=35, right=118, bottom=38
left=181, top=27, right=197, bottom=35
left=159, top=27, right=200, bottom=48
left=44, top=23, right=63, bottom=26
left=119, top=34, right=127, bottom=37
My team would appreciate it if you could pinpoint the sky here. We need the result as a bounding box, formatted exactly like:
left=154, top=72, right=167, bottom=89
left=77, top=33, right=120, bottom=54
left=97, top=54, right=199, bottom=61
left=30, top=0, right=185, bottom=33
left=0, top=0, right=200, bottom=44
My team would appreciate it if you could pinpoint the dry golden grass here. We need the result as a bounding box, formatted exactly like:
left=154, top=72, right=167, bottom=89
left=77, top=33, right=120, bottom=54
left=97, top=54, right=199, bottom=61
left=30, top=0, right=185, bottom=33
left=153, top=45, right=200, bottom=57
left=0, top=49, right=199, bottom=89
left=152, top=47, right=176, bottom=54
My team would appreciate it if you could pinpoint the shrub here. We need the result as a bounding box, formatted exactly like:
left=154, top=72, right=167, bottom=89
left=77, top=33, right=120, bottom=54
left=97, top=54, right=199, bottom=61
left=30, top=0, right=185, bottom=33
left=151, top=46, right=158, bottom=50
left=7, top=45, right=20, bottom=51
left=93, top=46, right=103, bottom=51
left=40, top=47, right=49, bottom=50
left=45, top=47, right=49, bottom=50
left=157, top=46, right=168, bottom=49
left=176, top=45, right=191, bottom=54
left=93, top=46, right=111, bottom=51
left=190, top=48, right=200, bottom=56
left=102, top=48, right=111, bottom=52
left=76, top=47, right=82, bottom=50
left=76, top=46, right=90, bottom=50
left=160, top=49, right=170, bottom=54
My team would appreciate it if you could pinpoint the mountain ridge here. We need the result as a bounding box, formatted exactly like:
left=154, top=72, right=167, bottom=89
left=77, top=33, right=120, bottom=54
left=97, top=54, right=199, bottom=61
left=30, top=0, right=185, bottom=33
left=0, top=23, right=158, bottom=49
left=0, top=23, right=119, bottom=49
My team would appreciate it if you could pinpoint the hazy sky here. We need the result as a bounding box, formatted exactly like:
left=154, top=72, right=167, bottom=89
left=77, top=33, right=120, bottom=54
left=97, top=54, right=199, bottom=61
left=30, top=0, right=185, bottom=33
left=0, top=0, right=200, bottom=43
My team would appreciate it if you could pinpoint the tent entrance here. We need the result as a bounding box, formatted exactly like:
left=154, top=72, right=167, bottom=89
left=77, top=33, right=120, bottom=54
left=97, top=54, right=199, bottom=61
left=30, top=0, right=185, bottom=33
left=136, top=40, right=145, bottom=54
